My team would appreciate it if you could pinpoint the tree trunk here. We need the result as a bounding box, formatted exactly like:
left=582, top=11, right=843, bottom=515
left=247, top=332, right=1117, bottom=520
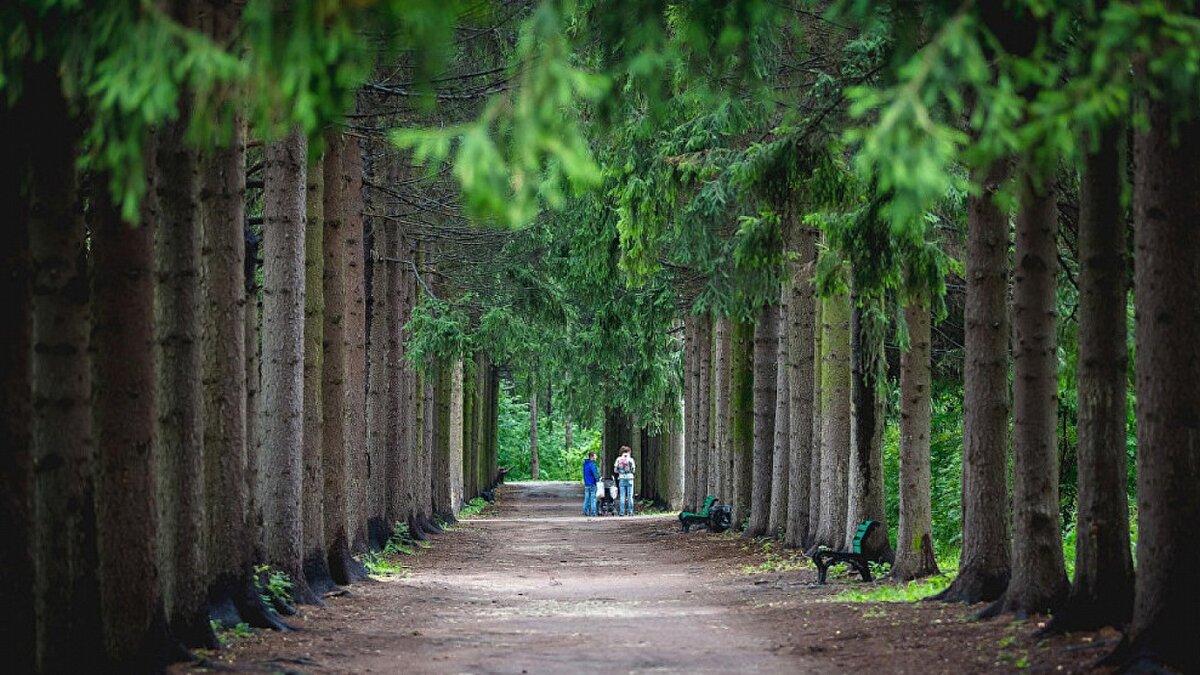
left=530, top=386, right=540, bottom=480
left=342, top=137, right=370, bottom=554
left=669, top=399, right=686, bottom=510
left=696, top=314, right=713, bottom=503
left=683, top=316, right=698, bottom=508
left=808, top=297, right=823, bottom=548
left=1115, top=101, right=1200, bottom=673
left=0, top=93, right=35, bottom=674
left=893, top=297, right=940, bottom=581
left=933, top=158, right=1012, bottom=604
left=419, top=360, right=439, bottom=532
left=433, top=359, right=456, bottom=521
left=449, top=359, right=465, bottom=513
left=811, top=292, right=851, bottom=550
left=1007, top=168, right=1068, bottom=609
left=321, top=131, right=364, bottom=584
left=730, top=318, right=754, bottom=529
left=156, top=115, right=217, bottom=644
left=1049, top=123, right=1132, bottom=632
left=245, top=229, right=263, bottom=566
left=745, top=303, right=778, bottom=538
left=261, top=130, right=320, bottom=606
left=364, top=215, right=390, bottom=547
left=385, top=215, right=407, bottom=531
left=770, top=294, right=791, bottom=537
left=92, top=181, right=170, bottom=671
left=713, top=317, right=732, bottom=505
left=29, top=92, right=102, bottom=668
left=845, top=297, right=891, bottom=560
left=200, top=107, right=282, bottom=629
left=302, top=154, right=335, bottom=595
left=404, top=240, right=427, bottom=539
left=785, top=225, right=816, bottom=549
left=983, top=166, right=1067, bottom=618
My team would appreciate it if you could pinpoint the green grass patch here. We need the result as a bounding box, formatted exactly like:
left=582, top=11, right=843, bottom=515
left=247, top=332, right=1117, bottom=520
left=459, top=497, right=491, bottom=518
left=358, top=522, right=420, bottom=577
left=829, top=573, right=954, bottom=602
left=210, top=620, right=253, bottom=647
left=253, top=564, right=293, bottom=610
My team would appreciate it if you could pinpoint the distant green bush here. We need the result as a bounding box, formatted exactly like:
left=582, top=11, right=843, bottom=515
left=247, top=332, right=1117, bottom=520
left=496, top=380, right=601, bottom=481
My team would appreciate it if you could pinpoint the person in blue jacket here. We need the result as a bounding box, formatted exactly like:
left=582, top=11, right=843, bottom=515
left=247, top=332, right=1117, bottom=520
left=582, top=452, right=600, bottom=516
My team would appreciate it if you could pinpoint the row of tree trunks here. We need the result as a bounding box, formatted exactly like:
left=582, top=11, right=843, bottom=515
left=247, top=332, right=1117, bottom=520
left=8, top=105, right=506, bottom=669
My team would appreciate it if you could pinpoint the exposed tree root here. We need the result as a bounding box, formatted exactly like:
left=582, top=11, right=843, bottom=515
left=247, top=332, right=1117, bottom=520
left=407, top=513, right=429, bottom=541
left=927, top=568, right=1008, bottom=605
left=304, top=552, right=339, bottom=597
left=172, top=609, right=219, bottom=649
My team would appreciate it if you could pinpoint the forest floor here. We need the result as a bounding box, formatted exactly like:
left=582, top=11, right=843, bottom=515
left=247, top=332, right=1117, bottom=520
left=180, top=482, right=1120, bottom=674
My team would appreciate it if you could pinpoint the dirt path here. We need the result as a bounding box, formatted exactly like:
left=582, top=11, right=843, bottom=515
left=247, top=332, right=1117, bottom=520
left=193, top=482, right=1117, bottom=674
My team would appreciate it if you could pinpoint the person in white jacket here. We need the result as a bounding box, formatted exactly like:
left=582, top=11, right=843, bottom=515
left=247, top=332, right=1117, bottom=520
left=613, top=446, right=636, bottom=516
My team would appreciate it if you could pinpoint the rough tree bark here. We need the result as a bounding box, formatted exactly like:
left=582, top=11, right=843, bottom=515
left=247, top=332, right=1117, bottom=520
left=0, top=91, right=35, bottom=674
left=29, top=87, right=102, bottom=668
left=245, top=224, right=263, bottom=567
left=92, top=181, right=170, bottom=671
left=845, top=297, right=891, bottom=560
left=342, top=137, right=370, bottom=554
left=1113, top=100, right=1200, bottom=673
left=696, top=314, right=713, bottom=504
left=983, top=166, right=1068, bottom=618
left=893, top=297, right=940, bottom=581
left=384, top=213, right=406, bottom=531
left=808, top=298, right=823, bottom=548
left=785, top=225, right=816, bottom=549
left=933, top=158, right=1013, bottom=604
left=364, top=215, right=390, bottom=547
left=260, top=130, right=320, bottom=606
left=770, top=292, right=791, bottom=537
left=302, top=155, right=335, bottom=595
left=745, top=303, right=778, bottom=538
left=812, top=292, right=851, bottom=550
left=730, top=319, right=754, bottom=529
left=199, top=106, right=283, bottom=629
left=156, top=113, right=217, bottom=645
left=449, top=359, right=465, bottom=513
left=321, top=131, right=364, bottom=585
left=419, top=359, right=440, bottom=532
left=683, top=316, right=698, bottom=508
left=433, top=359, right=456, bottom=522
left=1048, top=124, right=1132, bottom=633
left=713, top=317, right=732, bottom=504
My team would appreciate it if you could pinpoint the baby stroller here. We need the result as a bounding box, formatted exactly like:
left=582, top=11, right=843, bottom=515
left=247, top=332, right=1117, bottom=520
left=597, top=477, right=617, bottom=516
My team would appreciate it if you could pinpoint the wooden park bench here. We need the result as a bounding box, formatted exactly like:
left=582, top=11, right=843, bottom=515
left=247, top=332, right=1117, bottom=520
left=679, top=495, right=732, bottom=533
left=812, top=520, right=883, bottom=584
